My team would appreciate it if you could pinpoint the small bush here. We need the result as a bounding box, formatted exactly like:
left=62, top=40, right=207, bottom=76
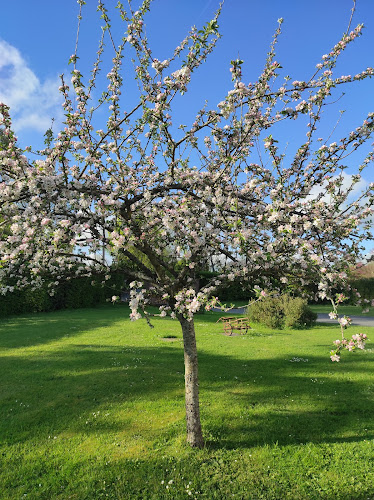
left=247, top=295, right=284, bottom=329
left=282, top=295, right=317, bottom=328
left=248, top=294, right=317, bottom=329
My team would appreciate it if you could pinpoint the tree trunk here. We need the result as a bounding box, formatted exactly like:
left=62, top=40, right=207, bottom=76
left=178, top=314, right=204, bottom=448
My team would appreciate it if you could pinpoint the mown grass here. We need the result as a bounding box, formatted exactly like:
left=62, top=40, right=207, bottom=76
left=1, top=304, right=374, bottom=499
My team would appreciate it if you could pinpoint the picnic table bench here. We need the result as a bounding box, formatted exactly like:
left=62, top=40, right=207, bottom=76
left=217, top=316, right=251, bottom=336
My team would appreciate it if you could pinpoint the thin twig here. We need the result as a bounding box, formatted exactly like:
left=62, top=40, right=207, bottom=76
left=74, top=3, right=84, bottom=71
left=345, top=0, right=357, bottom=36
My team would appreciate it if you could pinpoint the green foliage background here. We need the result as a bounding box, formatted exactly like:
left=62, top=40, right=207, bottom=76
left=0, top=273, right=125, bottom=317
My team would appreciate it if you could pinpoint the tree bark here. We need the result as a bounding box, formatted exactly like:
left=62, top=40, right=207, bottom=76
left=178, top=314, right=204, bottom=448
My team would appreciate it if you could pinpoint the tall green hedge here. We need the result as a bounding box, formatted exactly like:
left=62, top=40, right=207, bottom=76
left=198, top=271, right=255, bottom=301
left=350, top=278, right=374, bottom=303
left=0, top=272, right=126, bottom=318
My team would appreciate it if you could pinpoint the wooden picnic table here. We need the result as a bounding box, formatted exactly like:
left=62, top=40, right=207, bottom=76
left=217, top=316, right=251, bottom=336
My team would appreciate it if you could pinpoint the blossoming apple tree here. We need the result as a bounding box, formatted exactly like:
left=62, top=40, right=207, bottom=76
left=1, top=0, right=374, bottom=447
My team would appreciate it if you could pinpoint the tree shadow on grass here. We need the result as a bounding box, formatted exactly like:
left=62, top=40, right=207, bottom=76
left=198, top=349, right=374, bottom=448
left=1, top=330, right=373, bottom=451
left=0, top=305, right=134, bottom=349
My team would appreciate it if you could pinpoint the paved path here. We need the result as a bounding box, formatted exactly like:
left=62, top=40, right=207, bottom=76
left=212, top=307, right=247, bottom=315
left=213, top=308, right=374, bottom=327
left=317, top=313, right=374, bottom=327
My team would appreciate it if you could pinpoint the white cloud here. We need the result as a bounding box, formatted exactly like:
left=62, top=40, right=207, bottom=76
left=308, top=173, right=369, bottom=202
left=0, top=39, right=62, bottom=133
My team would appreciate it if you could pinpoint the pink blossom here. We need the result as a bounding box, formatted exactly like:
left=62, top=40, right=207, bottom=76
left=338, top=316, right=351, bottom=328
left=59, top=220, right=71, bottom=227
left=330, top=354, right=340, bottom=362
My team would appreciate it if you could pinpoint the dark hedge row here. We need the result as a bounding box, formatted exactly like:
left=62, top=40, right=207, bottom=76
left=2, top=272, right=373, bottom=319
left=350, top=278, right=374, bottom=303
left=198, top=271, right=255, bottom=301
left=0, top=273, right=126, bottom=318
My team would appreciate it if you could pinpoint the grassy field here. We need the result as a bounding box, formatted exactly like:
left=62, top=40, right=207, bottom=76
left=1, top=304, right=374, bottom=499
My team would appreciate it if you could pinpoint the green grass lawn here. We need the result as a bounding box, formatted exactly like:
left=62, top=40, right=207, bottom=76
left=1, top=305, right=374, bottom=499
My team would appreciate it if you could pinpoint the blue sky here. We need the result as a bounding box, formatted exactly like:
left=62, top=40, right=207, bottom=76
left=1, top=0, right=374, bottom=251
left=1, top=0, right=373, bottom=143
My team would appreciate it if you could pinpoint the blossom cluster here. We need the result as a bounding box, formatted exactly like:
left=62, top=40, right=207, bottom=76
left=330, top=333, right=368, bottom=362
